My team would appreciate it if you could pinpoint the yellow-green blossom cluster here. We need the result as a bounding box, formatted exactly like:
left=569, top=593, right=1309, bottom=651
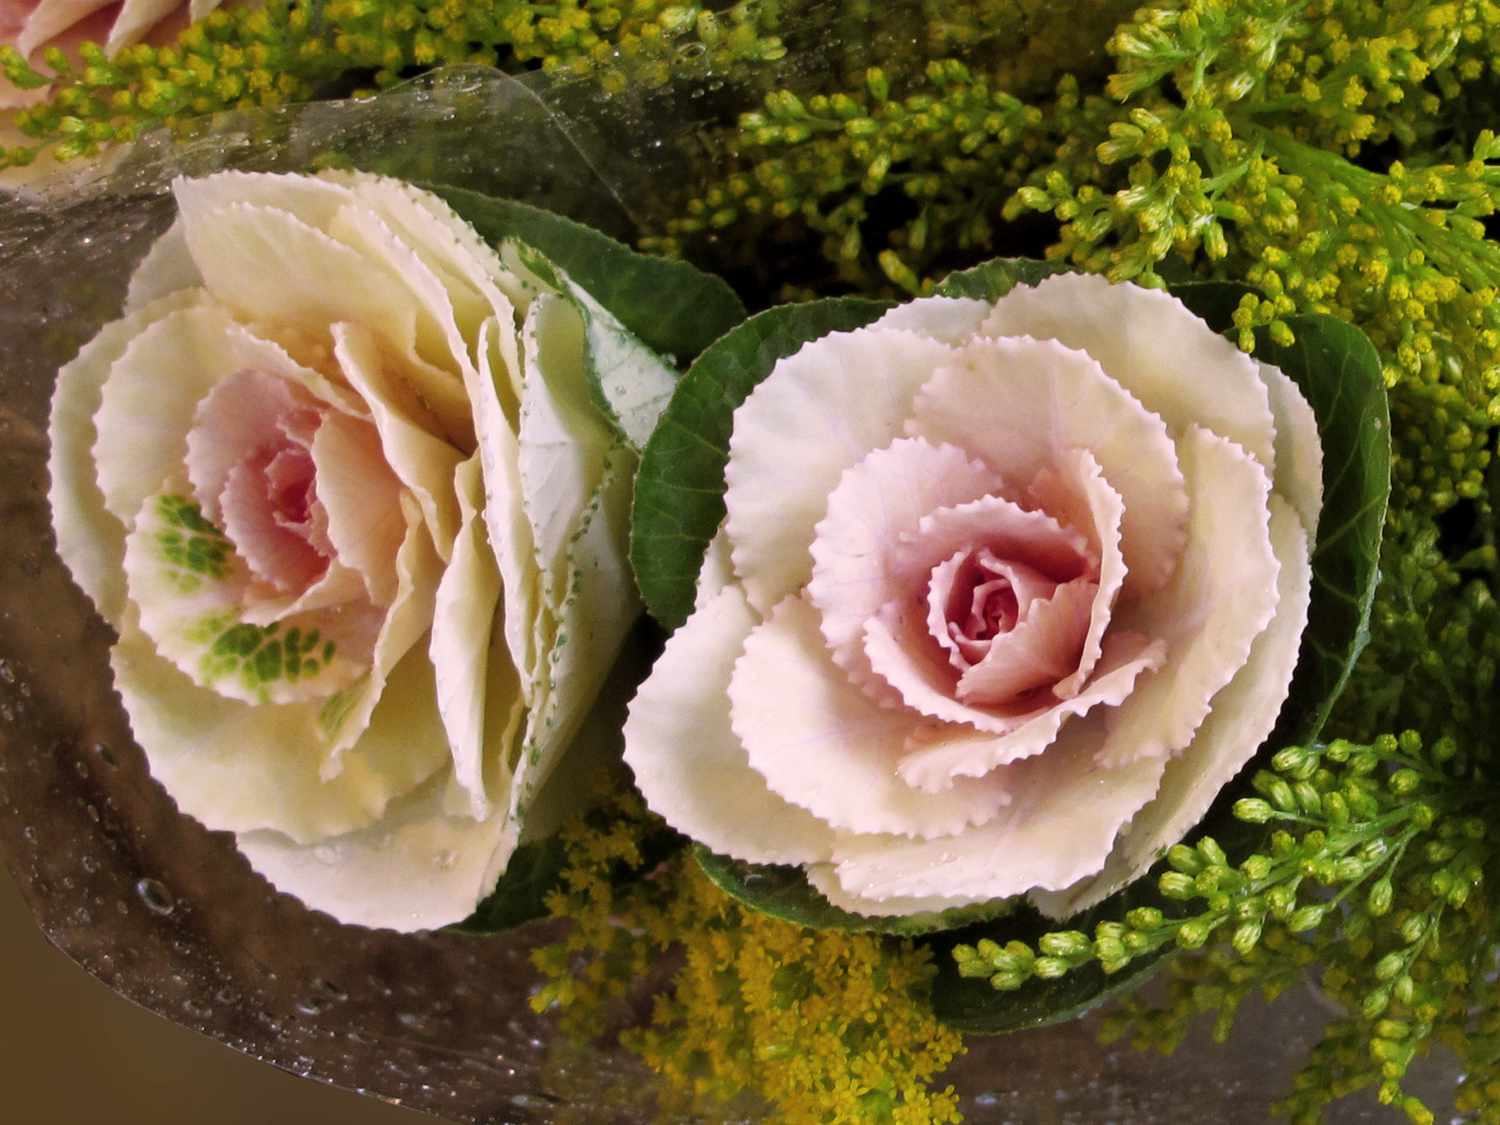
left=530, top=788, right=963, bottom=1123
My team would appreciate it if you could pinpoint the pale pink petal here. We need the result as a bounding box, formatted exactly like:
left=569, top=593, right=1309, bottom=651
left=909, top=335, right=1187, bottom=600
left=625, top=587, right=836, bottom=865
left=957, top=578, right=1096, bottom=704
left=1034, top=497, right=1310, bottom=918
left=829, top=713, right=1167, bottom=904
left=863, top=601, right=1050, bottom=735
left=693, top=526, right=736, bottom=611
left=872, top=294, right=993, bottom=344
left=239, top=563, right=372, bottom=632
left=897, top=633, right=1167, bottom=792
left=805, top=865, right=991, bottom=918
left=723, top=328, right=958, bottom=613
left=1260, top=361, right=1323, bottom=537
left=184, top=367, right=321, bottom=524
left=929, top=551, right=1064, bottom=670
left=1030, top=449, right=1126, bottom=698
left=807, top=437, right=1002, bottom=702
left=1100, top=426, right=1279, bottom=767
left=731, top=596, right=1009, bottom=839
left=310, top=409, right=405, bottom=607
left=980, top=273, right=1277, bottom=475
left=220, top=461, right=327, bottom=592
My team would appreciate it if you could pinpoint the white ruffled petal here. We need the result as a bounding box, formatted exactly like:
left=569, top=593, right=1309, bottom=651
left=1034, top=496, right=1311, bottom=918
left=980, top=274, right=1277, bottom=475
left=1100, top=426, right=1280, bottom=767
left=237, top=775, right=517, bottom=933
left=830, top=713, right=1167, bottom=905
left=723, top=328, right=957, bottom=613
left=49, top=288, right=205, bottom=627
left=430, top=455, right=506, bottom=820
left=624, top=587, right=836, bottom=865
left=909, top=334, right=1187, bottom=600
left=731, top=595, right=1008, bottom=839
left=807, top=437, right=1002, bottom=702
left=1260, top=361, right=1323, bottom=538
left=896, top=633, right=1167, bottom=792
left=16, top=0, right=111, bottom=57
left=106, top=0, right=182, bottom=53
left=111, top=608, right=448, bottom=844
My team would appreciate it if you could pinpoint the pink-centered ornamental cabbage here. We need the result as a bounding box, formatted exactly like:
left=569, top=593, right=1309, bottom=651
left=623, top=276, right=1321, bottom=919
left=49, top=172, right=640, bottom=930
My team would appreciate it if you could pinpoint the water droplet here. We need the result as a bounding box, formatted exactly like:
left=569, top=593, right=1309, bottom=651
left=974, top=1092, right=1001, bottom=1108
left=433, top=849, right=457, bottom=871
left=134, top=877, right=175, bottom=916
left=21, top=825, right=36, bottom=844
left=294, top=998, right=326, bottom=1018
left=313, top=844, right=341, bottom=865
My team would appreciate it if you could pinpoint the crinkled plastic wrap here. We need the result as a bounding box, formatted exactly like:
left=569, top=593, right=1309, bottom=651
left=0, top=36, right=1460, bottom=1125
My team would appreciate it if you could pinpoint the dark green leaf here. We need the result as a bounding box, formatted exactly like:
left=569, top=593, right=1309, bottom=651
left=432, top=186, right=745, bottom=361
left=696, top=849, right=1016, bottom=937
left=630, top=297, right=892, bottom=630
left=447, top=836, right=570, bottom=934
left=1256, top=314, right=1389, bottom=741
left=934, top=256, right=1068, bottom=301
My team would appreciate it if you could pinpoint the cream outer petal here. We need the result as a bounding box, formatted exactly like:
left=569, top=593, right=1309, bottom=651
left=331, top=322, right=463, bottom=561
left=830, top=713, right=1168, bottom=902
left=236, top=775, right=517, bottom=933
left=896, top=633, right=1167, bottom=792
left=806, top=437, right=1002, bottom=703
left=979, top=273, right=1278, bottom=474
left=1034, top=497, right=1312, bottom=918
left=111, top=608, right=449, bottom=844
left=49, top=288, right=205, bottom=627
left=1101, top=426, right=1280, bottom=768
left=430, top=455, right=505, bottom=820
left=909, top=335, right=1187, bottom=600
left=124, top=220, right=202, bottom=312
left=624, top=587, right=836, bottom=865
left=731, top=595, right=1009, bottom=839
left=723, top=327, right=958, bottom=613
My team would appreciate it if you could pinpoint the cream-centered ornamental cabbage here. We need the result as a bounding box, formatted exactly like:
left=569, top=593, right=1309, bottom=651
left=624, top=275, right=1321, bottom=919
left=49, top=171, right=641, bottom=931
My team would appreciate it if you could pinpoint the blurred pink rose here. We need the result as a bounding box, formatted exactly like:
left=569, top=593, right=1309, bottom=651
left=1, top=0, right=227, bottom=109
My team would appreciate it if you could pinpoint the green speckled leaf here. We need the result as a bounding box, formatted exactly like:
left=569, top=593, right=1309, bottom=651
left=433, top=187, right=745, bottom=363
left=629, top=298, right=892, bottom=631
